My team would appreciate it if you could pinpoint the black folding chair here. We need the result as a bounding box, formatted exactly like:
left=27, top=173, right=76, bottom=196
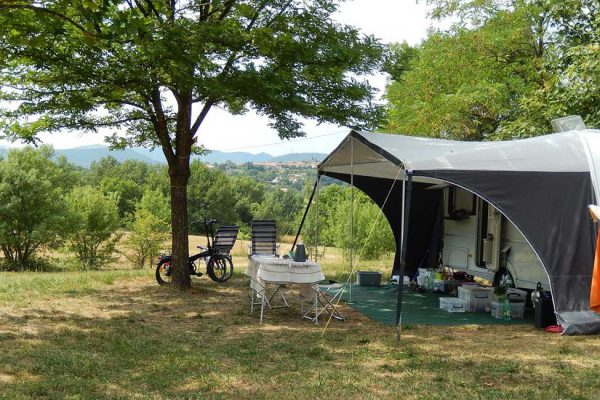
left=213, top=225, right=239, bottom=255
left=248, top=220, right=285, bottom=319
left=250, top=219, right=278, bottom=257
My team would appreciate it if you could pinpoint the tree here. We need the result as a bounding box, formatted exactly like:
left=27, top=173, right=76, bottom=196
left=187, top=161, right=238, bottom=229
left=503, top=1, right=600, bottom=133
left=100, top=176, right=144, bottom=218
left=384, top=8, right=541, bottom=140
left=65, top=186, right=121, bottom=269
left=0, top=146, right=69, bottom=270
left=230, top=175, right=265, bottom=227
left=416, top=0, right=600, bottom=137
left=0, top=1, right=384, bottom=289
left=125, top=189, right=170, bottom=268
left=255, top=189, right=303, bottom=238
left=302, top=184, right=394, bottom=260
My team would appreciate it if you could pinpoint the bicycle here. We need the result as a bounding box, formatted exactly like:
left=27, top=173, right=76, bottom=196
left=155, top=219, right=238, bottom=285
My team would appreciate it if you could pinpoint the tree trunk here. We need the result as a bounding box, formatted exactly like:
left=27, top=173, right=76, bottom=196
left=170, top=166, right=191, bottom=289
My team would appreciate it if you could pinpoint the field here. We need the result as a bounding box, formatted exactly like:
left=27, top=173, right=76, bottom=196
left=1, top=239, right=600, bottom=399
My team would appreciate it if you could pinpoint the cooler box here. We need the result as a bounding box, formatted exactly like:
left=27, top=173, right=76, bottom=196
left=356, top=271, right=382, bottom=286
left=439, top=297, right=466, bottom=313
left=490, top=301, right=526, bottom=319
left=433, top=279, right=459, bottom=294
left=458, top=286, right=493, bottom=312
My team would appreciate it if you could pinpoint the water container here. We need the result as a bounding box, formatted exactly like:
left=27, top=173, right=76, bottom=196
left=502, top=298, right=512, bottom=321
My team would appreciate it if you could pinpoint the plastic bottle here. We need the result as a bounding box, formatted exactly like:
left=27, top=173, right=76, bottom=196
left=503, top=297, right=512, bottom=321
left=423, top=275, right=431, bottom=290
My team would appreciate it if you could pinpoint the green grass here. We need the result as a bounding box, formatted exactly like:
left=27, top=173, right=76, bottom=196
left=1, top=265, right=599, bottom=399
left=0, top=269, right=148, bottom=304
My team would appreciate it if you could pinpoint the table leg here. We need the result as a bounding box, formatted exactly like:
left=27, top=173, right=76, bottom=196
left=260, top=289, right=265, bottom=323
left=314, top=290, right=319, bottom=324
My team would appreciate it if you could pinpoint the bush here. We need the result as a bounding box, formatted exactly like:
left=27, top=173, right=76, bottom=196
left=124, top=190, right=170, bottom=268
left=0, top=147, right=69, bottom=270
left=65, top=187, right=121, bottom=269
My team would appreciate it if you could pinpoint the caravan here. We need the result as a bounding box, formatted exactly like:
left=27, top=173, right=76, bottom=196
left=442, top=186, right=549, bottom=291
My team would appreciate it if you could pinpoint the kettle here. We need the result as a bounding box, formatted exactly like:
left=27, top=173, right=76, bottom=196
left=293, top=242, right=307, bottom=262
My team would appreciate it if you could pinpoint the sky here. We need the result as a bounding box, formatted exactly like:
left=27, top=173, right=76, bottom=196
left=2, top=1, right=434, bottom=155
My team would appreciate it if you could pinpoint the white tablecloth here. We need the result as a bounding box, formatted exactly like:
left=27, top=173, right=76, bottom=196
left=245, top=256, right=325, bottom=298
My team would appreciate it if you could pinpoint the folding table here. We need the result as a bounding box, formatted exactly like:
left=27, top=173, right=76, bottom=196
left=245, top=256, right=344, bottom=323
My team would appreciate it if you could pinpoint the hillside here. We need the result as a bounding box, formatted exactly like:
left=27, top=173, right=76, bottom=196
left=1, top=145, right=326, bottom=167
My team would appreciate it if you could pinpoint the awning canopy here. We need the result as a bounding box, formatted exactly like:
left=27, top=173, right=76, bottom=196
left=318, top=129, right=600, bottom=335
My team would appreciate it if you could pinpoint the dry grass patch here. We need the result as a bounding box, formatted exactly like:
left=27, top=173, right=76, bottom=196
left=0, top=268, right=599, bottom=399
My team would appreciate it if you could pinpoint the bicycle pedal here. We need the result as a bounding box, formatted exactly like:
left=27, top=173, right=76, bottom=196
left=194, top=272, right=203, bottom=277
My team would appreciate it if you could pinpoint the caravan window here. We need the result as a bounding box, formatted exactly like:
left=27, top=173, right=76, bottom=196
left=446, top=187, right=476, bottom=220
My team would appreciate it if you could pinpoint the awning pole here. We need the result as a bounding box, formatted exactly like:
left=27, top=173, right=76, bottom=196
left=315, top=173, right=320, bottom=262
left=291, top=176, right=320, bottom=253
left=396, top=171, right=413, bottom=342
left=349, top=137, right=354, bottom=303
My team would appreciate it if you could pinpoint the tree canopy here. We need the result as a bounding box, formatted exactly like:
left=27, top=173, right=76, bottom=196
left=0, top=0, right=386, bottom=288
left=385, top=0, right=600, bottom=139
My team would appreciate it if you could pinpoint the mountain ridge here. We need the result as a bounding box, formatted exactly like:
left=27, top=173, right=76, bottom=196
left=0, top=145, right=326, bottom=168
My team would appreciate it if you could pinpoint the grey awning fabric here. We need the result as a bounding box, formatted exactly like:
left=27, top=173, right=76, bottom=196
left=320, top=129, right=600, bottom=176
left=318, top=129, right=600, bottom=335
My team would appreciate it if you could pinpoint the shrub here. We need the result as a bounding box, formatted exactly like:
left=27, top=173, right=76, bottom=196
left=124, top=190, right=170, bottom=268
left=0, top=147, right=68, bottom=270
left=65, top=187, right=121, bottom=269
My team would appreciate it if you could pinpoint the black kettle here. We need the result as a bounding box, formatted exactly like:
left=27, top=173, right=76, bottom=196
left=293, top=243, right=307, bottom=262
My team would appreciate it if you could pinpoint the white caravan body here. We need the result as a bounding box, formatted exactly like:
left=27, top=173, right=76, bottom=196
left=442, top=186, right=550, bottom=291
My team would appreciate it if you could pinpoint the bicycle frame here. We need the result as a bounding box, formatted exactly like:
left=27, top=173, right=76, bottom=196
left=189, top=219, right=219, bottom=263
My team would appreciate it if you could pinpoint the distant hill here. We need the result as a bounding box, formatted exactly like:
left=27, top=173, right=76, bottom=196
left=55, top=146, right=158, bottom=168
left=0, top=145, right=326, bottom=167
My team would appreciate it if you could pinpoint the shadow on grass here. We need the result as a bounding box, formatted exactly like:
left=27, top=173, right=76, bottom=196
left=0, top=276, right=348, bottom=399
left=1, top=275, right=599, bottom=400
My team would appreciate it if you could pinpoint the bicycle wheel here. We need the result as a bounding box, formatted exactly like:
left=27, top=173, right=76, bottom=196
left=155, top=258, right=173, bottom=285
left=207, top=255, right=233, bottom=283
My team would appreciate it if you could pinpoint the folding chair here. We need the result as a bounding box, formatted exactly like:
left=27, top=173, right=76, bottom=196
left=248, top=220, right=286, bottom=321
left=213, top=225, right=239, bottom=255
left=249, top=219, right=279, bottom=256
left=300, top=284, right=345, bottom=323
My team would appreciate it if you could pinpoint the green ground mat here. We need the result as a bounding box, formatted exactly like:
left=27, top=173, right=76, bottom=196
left=320, top=283, right=534, bottom=326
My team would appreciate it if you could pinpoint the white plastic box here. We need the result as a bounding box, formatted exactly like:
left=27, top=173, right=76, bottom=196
left=490, top=300, right=526, bottom=319
left=439, top=297, right=466, bottom=313
left=458, top=286, right=493, bottom=312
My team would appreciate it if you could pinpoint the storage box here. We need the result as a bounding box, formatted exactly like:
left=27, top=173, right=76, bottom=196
left=433, top=279, right=459, bottom=294
left=490, top=300, right=526, bottom=319
left=506, top=288, right=527, bottom=302
left=439, top=297, right=466, bottom=313
left=356, top=271, right=382, bottom=286
left=391, top=275, right=410, bottom=285
left=458, top=286, right=493, bottom=312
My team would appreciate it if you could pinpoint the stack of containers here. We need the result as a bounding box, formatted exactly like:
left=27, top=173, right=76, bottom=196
left=458, top=285, right=494, bottom=312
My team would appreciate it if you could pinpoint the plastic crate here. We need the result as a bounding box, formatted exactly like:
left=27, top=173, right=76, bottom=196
left=506, top=288, right=527, bottom=302
left=458, top=286, right=493, bottom=312
left=433, top=279, right=459, bottom=294
left=356, top=271, right=382, bottom=286
left=439, top=297, right=466, bottom=313
left=490, top=300, right=526, bottom=319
